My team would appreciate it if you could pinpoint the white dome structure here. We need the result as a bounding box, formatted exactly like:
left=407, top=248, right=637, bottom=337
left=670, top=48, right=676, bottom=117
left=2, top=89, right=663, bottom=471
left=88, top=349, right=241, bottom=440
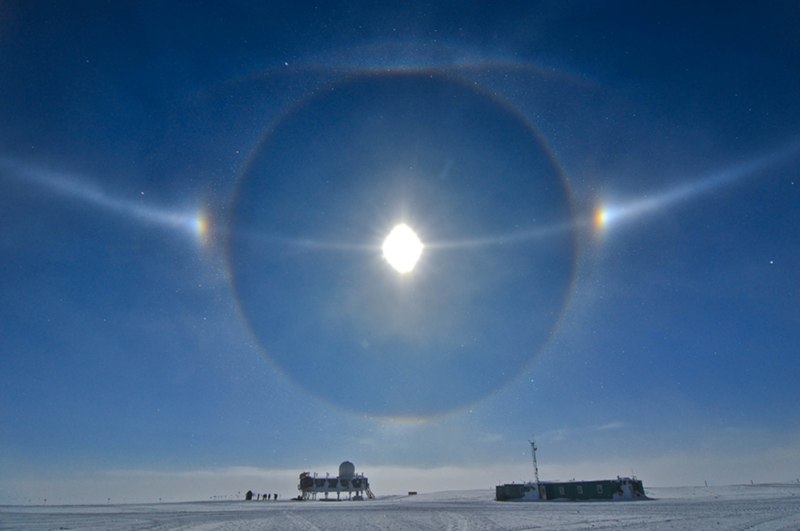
left=339, top=461, right=355, bottom=479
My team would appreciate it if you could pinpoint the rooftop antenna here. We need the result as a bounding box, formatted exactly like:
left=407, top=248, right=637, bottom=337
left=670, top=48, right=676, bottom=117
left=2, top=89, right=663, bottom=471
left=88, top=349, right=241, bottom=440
left=529, top=438, right=540, bottom=485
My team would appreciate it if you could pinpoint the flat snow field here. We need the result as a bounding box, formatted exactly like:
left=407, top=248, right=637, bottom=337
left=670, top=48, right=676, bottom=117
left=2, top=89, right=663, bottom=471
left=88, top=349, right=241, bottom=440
left=2, top=485, right=800, bottom=530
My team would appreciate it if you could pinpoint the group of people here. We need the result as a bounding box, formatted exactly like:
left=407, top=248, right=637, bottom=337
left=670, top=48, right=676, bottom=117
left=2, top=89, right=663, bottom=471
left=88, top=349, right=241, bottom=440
left=244, top=490, right=278, bottom=501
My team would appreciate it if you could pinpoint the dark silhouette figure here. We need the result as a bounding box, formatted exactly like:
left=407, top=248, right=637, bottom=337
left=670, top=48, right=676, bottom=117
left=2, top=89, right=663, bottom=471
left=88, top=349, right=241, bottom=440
left=274, top=493, right=278, bottom=500
left=245, top=490, right=253, bottom=501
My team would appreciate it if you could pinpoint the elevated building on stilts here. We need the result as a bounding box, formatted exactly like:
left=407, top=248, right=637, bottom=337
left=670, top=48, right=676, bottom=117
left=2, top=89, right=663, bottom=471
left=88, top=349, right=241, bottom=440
left=298, top=461, right=374, bottom=501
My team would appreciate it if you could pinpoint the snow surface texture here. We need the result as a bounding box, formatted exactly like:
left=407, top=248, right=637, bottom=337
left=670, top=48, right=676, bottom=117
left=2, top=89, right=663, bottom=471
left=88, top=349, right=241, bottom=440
left=2, top=485, right=800, bottom=530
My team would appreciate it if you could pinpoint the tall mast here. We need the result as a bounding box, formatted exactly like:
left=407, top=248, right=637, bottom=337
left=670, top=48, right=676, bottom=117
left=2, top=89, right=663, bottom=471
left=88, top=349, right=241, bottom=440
left=529, top=438, right=540, bottom=485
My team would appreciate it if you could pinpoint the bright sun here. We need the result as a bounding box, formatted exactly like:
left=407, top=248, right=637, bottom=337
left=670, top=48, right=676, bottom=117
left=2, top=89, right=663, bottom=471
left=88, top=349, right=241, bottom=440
left=382, top=223, right=423, bottom=274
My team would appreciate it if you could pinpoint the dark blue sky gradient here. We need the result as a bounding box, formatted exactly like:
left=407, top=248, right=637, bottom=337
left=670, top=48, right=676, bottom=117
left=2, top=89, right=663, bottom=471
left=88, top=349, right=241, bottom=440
left=1, top=1, right=799, bottom=502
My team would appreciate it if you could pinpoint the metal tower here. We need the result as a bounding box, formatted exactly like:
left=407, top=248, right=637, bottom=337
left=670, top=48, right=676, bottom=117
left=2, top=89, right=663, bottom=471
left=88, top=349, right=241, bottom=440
left=529, top=438, right=540, bottom=485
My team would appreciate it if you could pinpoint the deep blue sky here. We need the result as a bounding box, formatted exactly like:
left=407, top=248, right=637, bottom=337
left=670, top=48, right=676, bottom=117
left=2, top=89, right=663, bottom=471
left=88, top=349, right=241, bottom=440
left=1, top=1, right=799, bottom=503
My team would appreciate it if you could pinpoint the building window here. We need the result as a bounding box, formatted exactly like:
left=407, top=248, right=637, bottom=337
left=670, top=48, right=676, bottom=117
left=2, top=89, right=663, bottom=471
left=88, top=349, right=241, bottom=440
left=597, top=485, right=603, bottom=494
left=576, top=486, right=583, bottom=494
left=558, top=486, right=565, bottom=496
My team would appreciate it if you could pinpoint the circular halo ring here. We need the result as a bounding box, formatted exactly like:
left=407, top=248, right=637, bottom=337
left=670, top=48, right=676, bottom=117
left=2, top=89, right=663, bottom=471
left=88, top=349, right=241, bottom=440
left=226, top=68, right=578, bottom=418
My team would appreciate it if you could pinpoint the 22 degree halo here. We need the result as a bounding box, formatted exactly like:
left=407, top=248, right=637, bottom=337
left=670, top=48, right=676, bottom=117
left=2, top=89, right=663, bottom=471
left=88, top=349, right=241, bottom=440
left=228, top=72, right=577, bottom=416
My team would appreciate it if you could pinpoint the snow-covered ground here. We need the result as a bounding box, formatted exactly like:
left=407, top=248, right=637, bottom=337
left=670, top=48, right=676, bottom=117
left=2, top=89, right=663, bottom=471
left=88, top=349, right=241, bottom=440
left=2, top=484, right=799, bottom=530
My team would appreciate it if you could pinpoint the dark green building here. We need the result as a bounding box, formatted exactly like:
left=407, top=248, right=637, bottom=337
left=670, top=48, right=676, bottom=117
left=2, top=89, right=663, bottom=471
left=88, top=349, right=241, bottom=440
left=496, top=477, right=646, bottom=501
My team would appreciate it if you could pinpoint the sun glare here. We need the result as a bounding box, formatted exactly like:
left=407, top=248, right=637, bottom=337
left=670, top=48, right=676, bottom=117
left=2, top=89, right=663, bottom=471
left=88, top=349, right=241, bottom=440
left=382, top=224, right=423, bottom=274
